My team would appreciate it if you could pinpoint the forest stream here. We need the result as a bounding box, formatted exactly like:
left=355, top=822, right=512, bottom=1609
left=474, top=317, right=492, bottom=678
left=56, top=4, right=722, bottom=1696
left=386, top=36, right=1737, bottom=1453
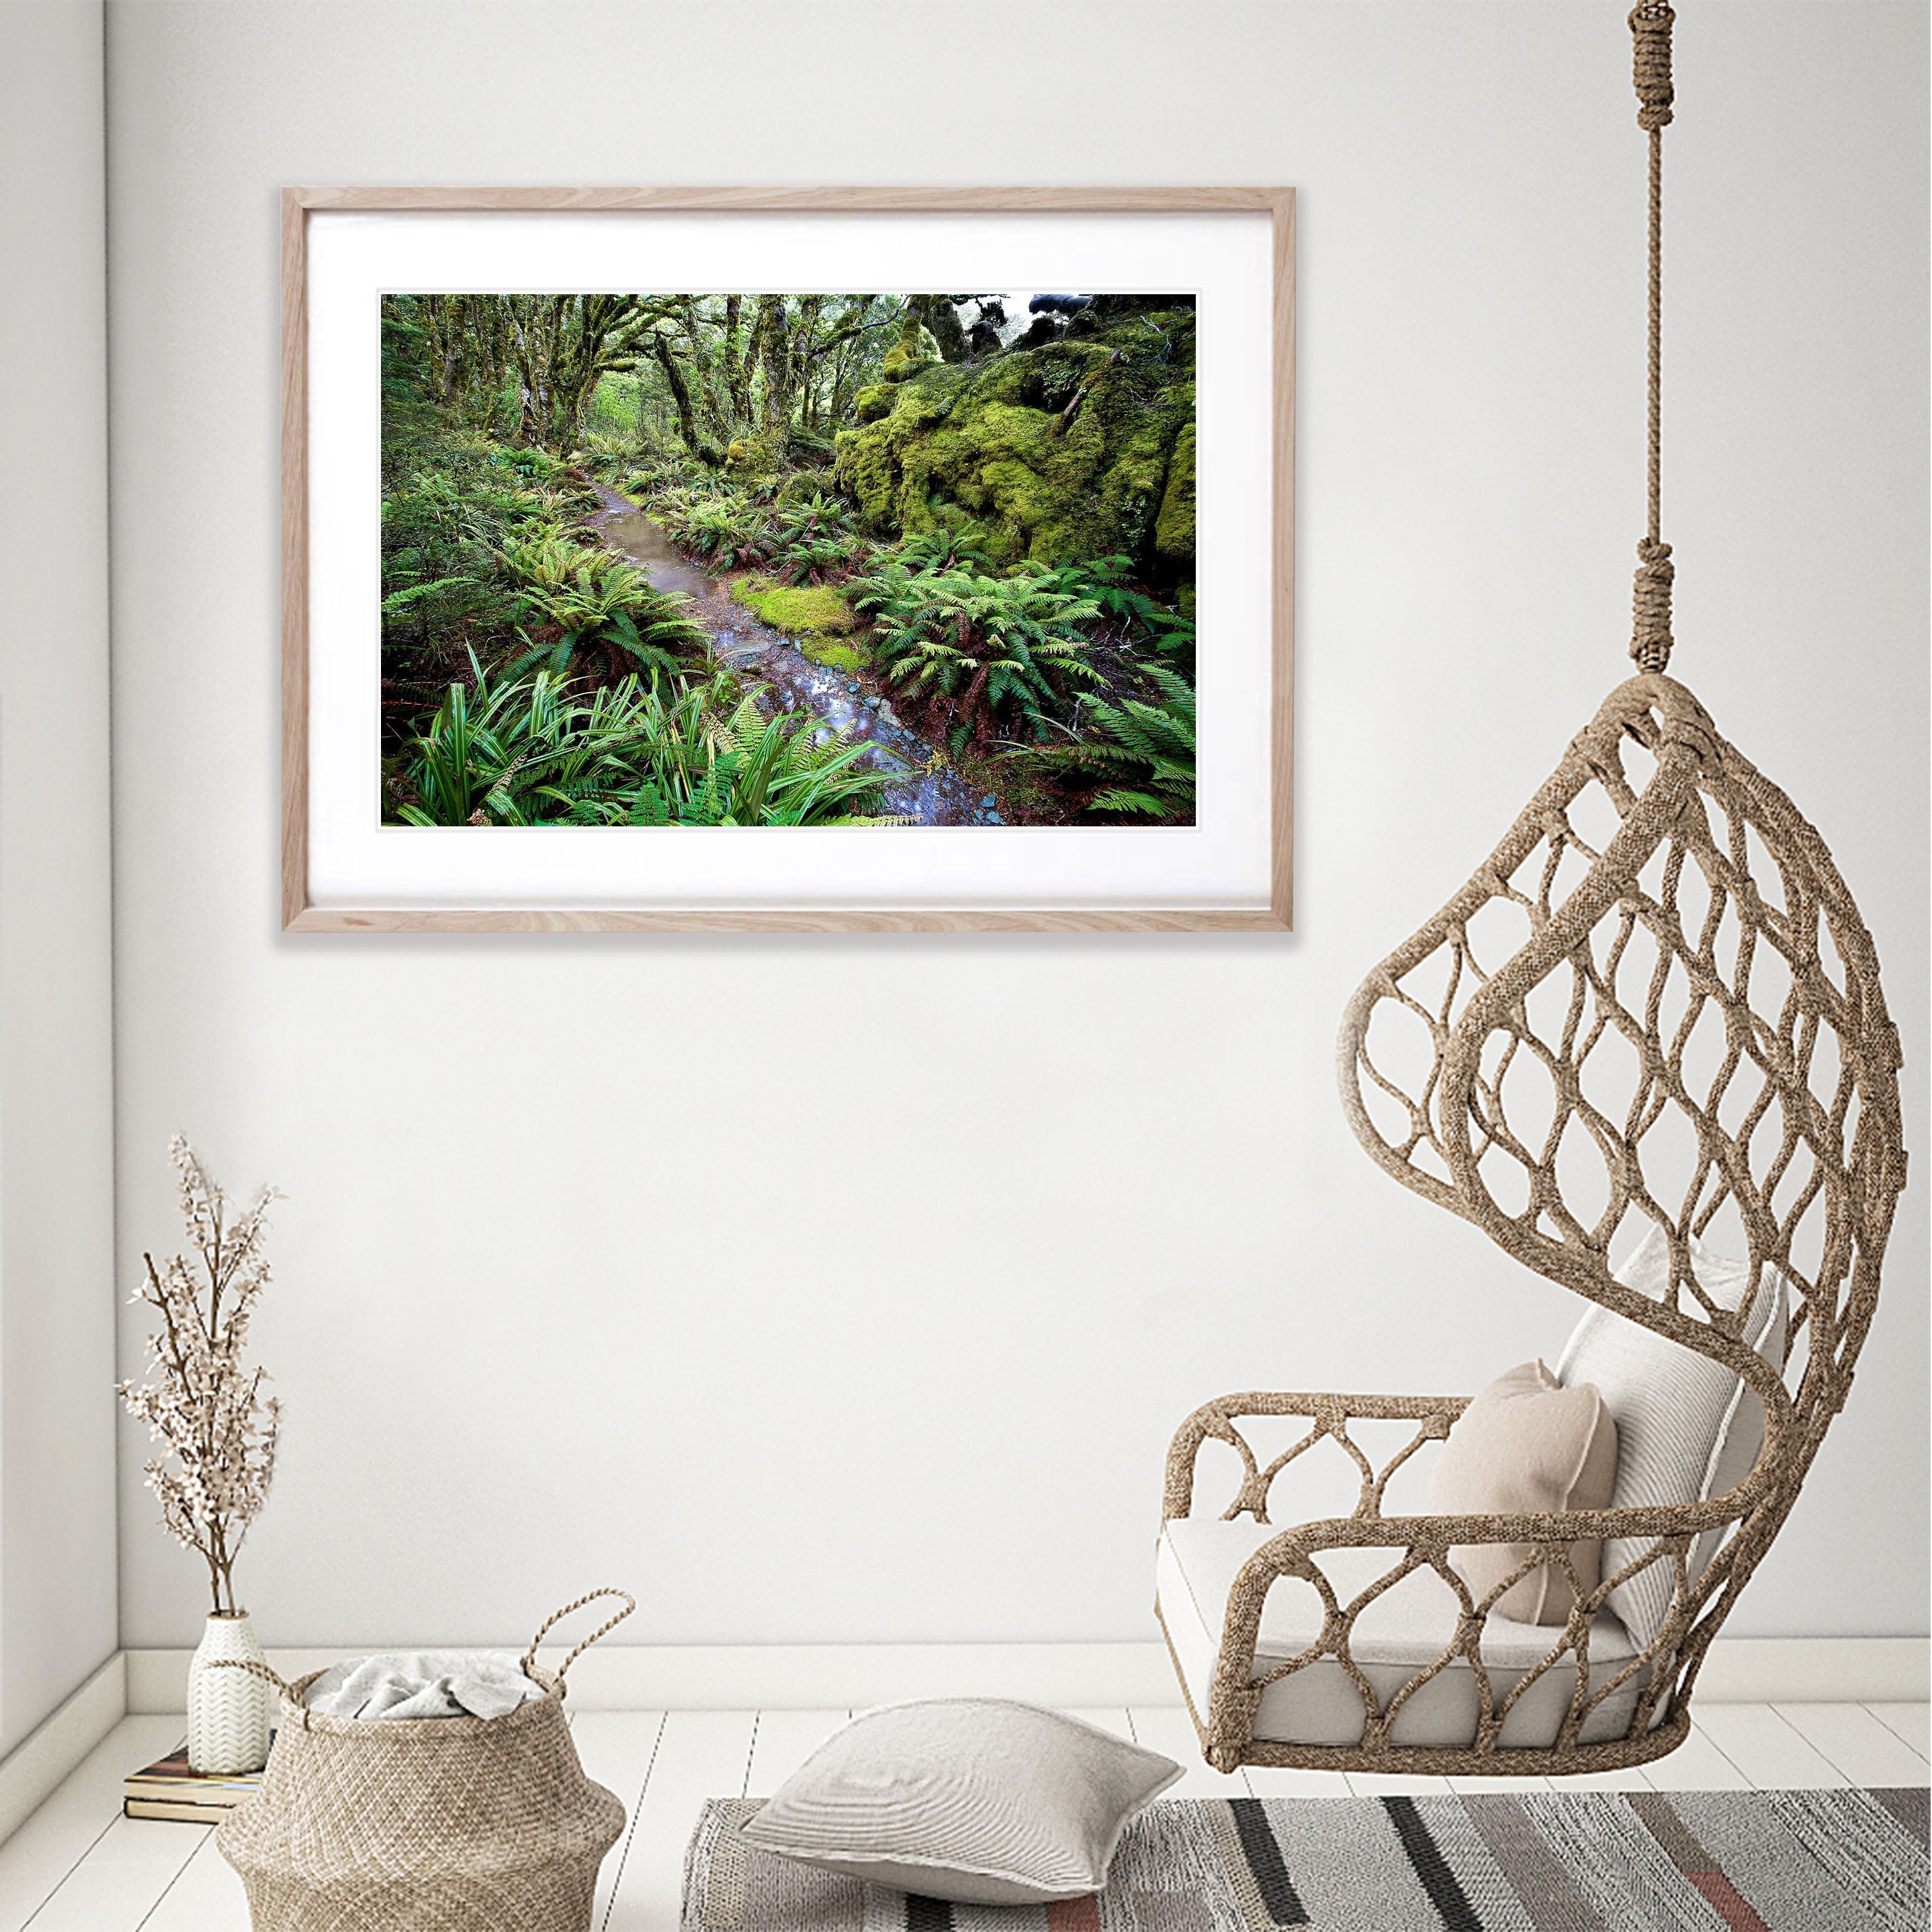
left=590, top=485, right=1003, bottom=826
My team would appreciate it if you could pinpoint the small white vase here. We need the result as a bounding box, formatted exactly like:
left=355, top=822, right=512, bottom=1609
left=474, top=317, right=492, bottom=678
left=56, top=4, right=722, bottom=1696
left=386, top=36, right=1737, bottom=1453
left=187, top=1611, right=274, bottom=1775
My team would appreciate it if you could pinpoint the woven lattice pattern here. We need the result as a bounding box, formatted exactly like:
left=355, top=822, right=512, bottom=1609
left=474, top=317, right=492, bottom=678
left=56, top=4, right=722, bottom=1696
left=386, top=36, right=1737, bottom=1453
left=218, top=1670, right=624, bottom=1931
left=1162, top=676, right=1905, bottom=1777
left=1342, top=675, right=1902, bottom=1467
left=216, top=1593, right=635, bottom=1930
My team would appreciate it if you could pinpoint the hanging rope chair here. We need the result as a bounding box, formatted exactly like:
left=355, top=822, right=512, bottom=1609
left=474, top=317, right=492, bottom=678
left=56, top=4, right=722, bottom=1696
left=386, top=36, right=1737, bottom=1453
left=1156, top=3, right=1906, bottom=1777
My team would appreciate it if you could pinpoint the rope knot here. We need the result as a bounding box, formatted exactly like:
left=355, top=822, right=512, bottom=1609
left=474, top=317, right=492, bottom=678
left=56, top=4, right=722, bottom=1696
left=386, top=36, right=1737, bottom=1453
left=1630, top=538, right=1674, bottom=672
left=1630, top=1, right=1675, bottom=131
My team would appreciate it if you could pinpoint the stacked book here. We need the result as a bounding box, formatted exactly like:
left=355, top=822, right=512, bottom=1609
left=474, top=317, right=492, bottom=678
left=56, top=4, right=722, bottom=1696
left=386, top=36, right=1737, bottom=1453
left=123, top=1744, right=267, bottom=1824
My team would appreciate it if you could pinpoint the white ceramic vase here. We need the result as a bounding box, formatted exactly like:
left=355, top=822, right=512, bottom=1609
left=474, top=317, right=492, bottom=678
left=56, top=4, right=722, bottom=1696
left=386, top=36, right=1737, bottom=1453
left=186, top=1611, right=274, bottom=1775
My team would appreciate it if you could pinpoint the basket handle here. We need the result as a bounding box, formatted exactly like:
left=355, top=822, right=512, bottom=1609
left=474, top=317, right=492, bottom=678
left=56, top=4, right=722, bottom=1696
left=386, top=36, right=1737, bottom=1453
left=205, top=1657, right=297, bottom=1698
left=521, top=1588, right=635, bottom=1691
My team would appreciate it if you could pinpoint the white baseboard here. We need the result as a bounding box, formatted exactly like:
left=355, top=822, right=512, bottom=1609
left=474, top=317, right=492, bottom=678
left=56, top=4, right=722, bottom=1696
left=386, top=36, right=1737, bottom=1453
left=0, top=1655, right=126, bottom=1844
left=0, top=1634, right=1916, bottom=1846
left=123, top=1641, right=1183, bottom=1715
left=123, top=1634, right=1928, bottom=1716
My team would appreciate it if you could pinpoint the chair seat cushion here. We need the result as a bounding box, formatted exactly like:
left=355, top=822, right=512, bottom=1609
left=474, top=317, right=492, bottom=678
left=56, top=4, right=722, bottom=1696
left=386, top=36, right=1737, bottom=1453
left=1156, top=1517, right=1647, bottom=1751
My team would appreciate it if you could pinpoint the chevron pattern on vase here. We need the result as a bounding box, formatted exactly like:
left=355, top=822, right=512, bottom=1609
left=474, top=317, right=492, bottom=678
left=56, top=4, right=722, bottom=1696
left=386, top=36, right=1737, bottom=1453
left=188, top=1612, right=274, bottom=1775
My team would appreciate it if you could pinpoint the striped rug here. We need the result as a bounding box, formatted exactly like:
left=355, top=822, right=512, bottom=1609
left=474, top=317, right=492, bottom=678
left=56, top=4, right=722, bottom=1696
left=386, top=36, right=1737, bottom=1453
left=681, top=1788, right=1928, bottom=1931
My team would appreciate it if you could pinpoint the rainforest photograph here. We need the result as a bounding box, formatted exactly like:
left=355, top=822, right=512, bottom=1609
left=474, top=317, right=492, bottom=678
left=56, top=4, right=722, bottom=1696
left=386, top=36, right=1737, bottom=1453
left=380, top=291, right=1198, bottom=828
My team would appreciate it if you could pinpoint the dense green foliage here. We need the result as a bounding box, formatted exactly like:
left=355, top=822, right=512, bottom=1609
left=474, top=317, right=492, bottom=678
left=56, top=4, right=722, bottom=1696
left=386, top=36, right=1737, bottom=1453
left=494, top=531, right=710, bottom=684
left=1018, top=664, right=1199, bottom=818
left=381, top=290, right=1201, bottom=826
left=850, top=557, right=1103, bottom=752
left=399, top=659, right=898, bottom=827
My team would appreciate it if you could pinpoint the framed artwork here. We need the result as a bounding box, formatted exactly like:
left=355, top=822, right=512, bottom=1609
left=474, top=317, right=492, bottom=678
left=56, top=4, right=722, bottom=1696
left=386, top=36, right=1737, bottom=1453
left=281, top=187, right=1293, bottom=931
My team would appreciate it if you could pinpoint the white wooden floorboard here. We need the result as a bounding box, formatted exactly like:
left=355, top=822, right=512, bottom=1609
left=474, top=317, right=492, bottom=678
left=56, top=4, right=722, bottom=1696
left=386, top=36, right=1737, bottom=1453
left=1447, top=1774, right=1552, bottom=1794
left=573, top=1711, right=670, bottom=1800
left=602, top=1710, right=755, bottom=1932
left=18, top=1815, right=204, bottom=1932
left=1775, top=1702, right=1932, bottom=1787
left=0, top=1699, right=1920, bottom=1928
left=133, top=1830, right=247, bottom=1931
left=745, top=1710, right=849, bottom=1796
left=1239, top=1763, right=1354, bottom=1797
left=0, top=1717, right=182, bottom=1932
left=1866, top=1702, right=1932, bottom=1763
left=1126, top=1706, right=1250, bottom=1798
left=1558, top=1765, right=1657, bottom=1791
left=1638, top=1720, right=1754, bottom=1790
left=1693, top=1703, right=1847, bottom=1788
left=568, top=1712, right=666, bottom=1932
left=1343, top=1770, right=1457, bottom=1796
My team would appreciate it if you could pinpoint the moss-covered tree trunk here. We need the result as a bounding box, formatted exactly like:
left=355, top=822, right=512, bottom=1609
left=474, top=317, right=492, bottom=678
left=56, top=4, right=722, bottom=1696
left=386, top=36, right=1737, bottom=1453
left=910, top=295, right=969, bottom=364
left=498, top=294, right=664, bottom=448
left=720, top=295, right=754, bottom=425
left=751, top=293, right=824, bottom=460
left=651, top=330, right=719, bottom=465
left=753, top=294, right=788, bottom=454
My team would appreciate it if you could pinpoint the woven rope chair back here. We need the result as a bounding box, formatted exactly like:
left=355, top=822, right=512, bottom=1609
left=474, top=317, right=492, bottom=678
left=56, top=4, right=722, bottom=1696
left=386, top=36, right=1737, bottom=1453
left=1338, top=671, right=1906, bottom=1701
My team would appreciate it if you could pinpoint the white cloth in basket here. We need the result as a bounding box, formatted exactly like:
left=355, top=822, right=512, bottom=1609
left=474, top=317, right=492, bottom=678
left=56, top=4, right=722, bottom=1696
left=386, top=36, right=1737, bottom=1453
left=303, top=1652, right=546, bottom=1721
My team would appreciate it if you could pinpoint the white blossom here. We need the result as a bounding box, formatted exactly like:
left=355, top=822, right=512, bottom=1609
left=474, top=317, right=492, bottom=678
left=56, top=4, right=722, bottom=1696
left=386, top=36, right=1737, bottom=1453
left=118, top=1135, right=283, bottom=1616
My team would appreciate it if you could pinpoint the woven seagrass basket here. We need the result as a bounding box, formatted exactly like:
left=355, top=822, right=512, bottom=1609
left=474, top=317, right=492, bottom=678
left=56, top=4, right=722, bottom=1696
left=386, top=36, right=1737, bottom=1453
left=214, top=1590, right=632, bottom=1932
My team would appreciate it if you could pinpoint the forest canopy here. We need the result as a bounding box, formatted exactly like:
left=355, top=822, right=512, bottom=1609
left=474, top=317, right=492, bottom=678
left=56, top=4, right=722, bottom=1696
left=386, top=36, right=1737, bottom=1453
left=380, top=290, right=1198, bottom=829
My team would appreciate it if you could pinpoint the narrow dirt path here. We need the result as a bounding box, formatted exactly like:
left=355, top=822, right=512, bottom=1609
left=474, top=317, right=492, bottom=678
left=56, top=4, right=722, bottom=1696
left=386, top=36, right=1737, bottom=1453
left=589, top=486, right=1002, bottom=826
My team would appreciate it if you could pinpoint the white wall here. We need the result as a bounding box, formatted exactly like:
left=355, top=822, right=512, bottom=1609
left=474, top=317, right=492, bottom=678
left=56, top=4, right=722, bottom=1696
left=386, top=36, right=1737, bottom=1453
left=0, top=2, right=119, bottom=1750
left=107, top=1, right=1927, bottom=1654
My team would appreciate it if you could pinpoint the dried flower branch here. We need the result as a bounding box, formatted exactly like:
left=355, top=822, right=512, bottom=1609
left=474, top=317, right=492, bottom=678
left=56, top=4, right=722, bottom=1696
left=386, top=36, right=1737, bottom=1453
left=119, top=1135, right=283, bottom=1617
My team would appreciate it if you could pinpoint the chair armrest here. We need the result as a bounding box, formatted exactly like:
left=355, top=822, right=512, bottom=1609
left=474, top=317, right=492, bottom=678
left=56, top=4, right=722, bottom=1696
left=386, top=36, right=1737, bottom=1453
left=1163, top=1390, right=1470, bottom=1525
left=1209, top=1489, right=1767, bottom=1707
left=1247, top=1495, right=1758, bottom=1564
left=1196, top=1502, right=1752, bottom=1767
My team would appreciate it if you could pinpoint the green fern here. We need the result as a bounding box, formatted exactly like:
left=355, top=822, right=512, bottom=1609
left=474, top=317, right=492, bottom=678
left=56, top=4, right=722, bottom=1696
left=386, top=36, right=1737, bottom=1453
left=893, top=529, right=994, bottom=571
left=769, top=496, right=863, bottom=584
left=657, top=491, right=777, bottom=569
left=395, top=660, right=895, bottom=828
left=1032, top=555, right=1190, bottom=659
left=850, top=556, right=1102, bottom=742
left=1015, top=664, right=1197, bottom=821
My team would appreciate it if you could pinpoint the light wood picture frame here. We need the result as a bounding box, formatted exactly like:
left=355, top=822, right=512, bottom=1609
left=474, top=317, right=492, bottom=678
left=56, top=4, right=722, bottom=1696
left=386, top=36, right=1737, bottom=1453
left=282, top=187, right=1293, bottom=932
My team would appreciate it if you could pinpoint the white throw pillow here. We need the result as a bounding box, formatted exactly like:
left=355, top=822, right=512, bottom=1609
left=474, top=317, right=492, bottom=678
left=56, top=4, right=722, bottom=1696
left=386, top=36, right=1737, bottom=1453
left=1556, top=1224, right=1789, bottom=1649
left=736, top=1699, right=1181, bottom=1905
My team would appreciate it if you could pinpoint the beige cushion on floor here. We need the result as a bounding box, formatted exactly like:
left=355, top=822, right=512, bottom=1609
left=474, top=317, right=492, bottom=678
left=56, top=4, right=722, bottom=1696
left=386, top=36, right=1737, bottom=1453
left=737, top=1699, right=1181, bottom=1906
left=1556, top=1224, right=1790, bottom=1649
left=1427, top=1359, right=1619, bottom=1624
left=1156, top=1517, right=1646, bottom=1751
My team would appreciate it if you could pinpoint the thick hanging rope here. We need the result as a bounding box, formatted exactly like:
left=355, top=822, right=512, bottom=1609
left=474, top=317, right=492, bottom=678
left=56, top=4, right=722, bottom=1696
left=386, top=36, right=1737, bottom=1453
left=1630, top=1, right=1675, bottom=672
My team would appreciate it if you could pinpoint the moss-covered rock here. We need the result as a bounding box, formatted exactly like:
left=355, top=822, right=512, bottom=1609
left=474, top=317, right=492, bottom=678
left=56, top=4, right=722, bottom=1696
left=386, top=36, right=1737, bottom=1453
left=834, top=311, right=1196, bottom=571
left=727, top=435, right=782, bottom=479
left=800, top=638, right=869, bottom=675
left=851, top=384, right=893, bottom=424
left=730, top=573, right=869, bottom=671
left=730, top=574, right=859, bottom=636
left=1154, top=420, right=1196, bottom=567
